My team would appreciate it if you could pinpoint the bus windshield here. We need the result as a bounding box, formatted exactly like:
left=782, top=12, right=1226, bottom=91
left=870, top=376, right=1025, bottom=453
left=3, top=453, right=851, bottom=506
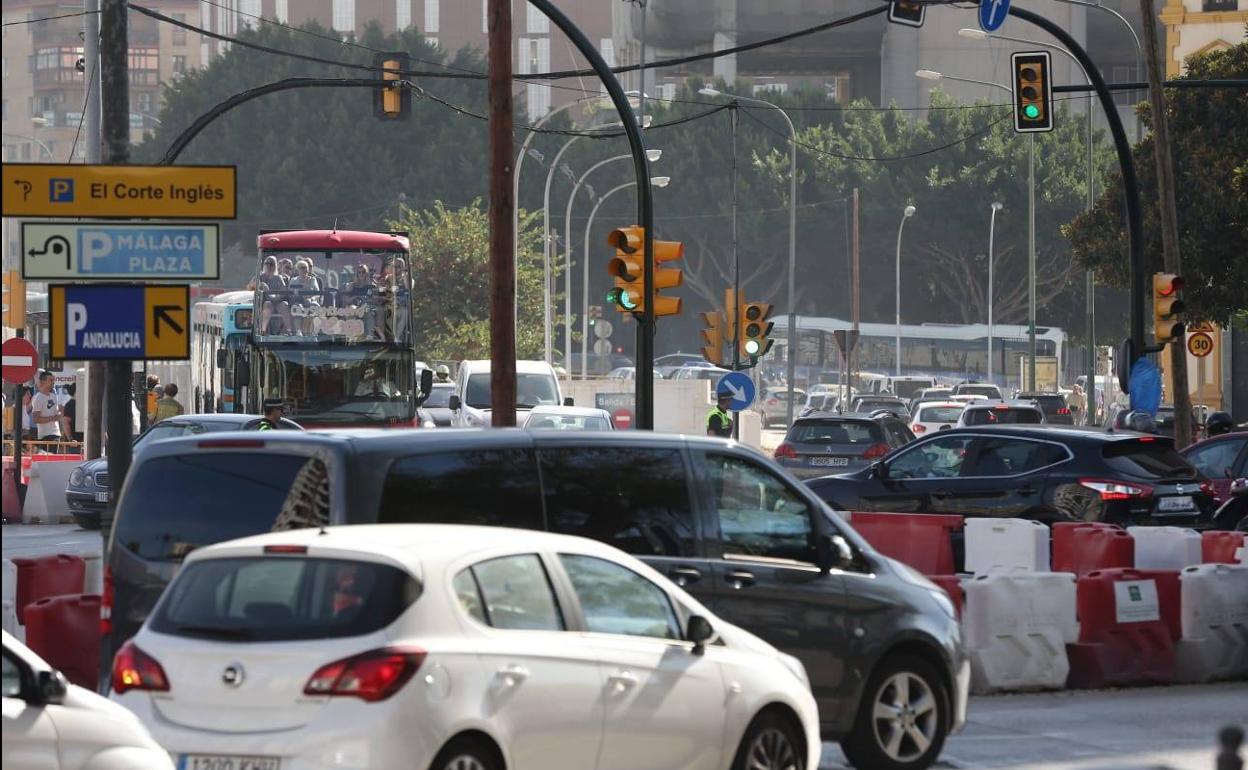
left=257, top=347, right=415, bottom=424
left=253, top=249, right=411, bottom=344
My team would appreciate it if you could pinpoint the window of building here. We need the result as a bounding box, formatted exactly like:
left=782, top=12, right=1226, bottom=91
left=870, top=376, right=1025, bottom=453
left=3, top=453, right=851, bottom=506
left=136, top=91, right=155, bottom=115
left=275, top=0, right=288, bottom=23
left=1202, top=0, right=1237, bottom=9
left=423, top=0, right=439, bottom=33
left=825, top=74, right=851, bottom=105
left=238, top=0, right=260, bottom=27
left=172, top=13, right=187, bottom=45
left=526, top=2, right=549, bottom=33
left=332, top=0, right=355, bottom=33
left=172, top=55, right=187, bottom=75
left=396, top=0, right=411, bottom=29
left=128, top=47, right=158, bottom=86
left=657, top=83, right=677, bottom=102
left=599, top=38, right=615, bottom=67
left=1112, top=65, right=1136, bottom=107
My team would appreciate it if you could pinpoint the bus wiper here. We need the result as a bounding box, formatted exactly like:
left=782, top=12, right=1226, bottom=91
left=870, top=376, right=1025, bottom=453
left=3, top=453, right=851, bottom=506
left=174, top=624, right=253, bottom=640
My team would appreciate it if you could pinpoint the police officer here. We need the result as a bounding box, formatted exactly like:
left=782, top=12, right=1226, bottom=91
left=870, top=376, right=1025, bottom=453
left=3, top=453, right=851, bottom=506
left=707, top=385, right=735, bottom=437
left=257, top=398, right=285, bottom=431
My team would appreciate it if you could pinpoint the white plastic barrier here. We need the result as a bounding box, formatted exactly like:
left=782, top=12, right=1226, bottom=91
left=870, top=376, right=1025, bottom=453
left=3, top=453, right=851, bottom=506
left=1, top=558, right=15, bottom=607
left=964, top=518, right=1050, bottom=574
left=963, top=572, right=1078, bottom=693
left=1128, top=526, right=1203, bottom=570
left=1175, top=563, right=1248, bottom=683
left=1, top=599, right=20, bottom=642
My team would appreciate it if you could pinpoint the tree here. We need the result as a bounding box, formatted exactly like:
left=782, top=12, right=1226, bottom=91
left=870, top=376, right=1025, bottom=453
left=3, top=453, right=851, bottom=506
left=1063, top=40, right=1248, bottom=321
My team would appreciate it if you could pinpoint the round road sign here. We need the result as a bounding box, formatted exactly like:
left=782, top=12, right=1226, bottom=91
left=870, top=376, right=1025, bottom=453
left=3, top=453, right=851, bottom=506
left=1187, top=331, right=1214, bottom=358
left=2, top=337, right=39, bottom=385
left=594, top=319, right=614, bottom=339
left=594, top=339, right=613, bottom=356
left=611, top=408, right=633, bottom=429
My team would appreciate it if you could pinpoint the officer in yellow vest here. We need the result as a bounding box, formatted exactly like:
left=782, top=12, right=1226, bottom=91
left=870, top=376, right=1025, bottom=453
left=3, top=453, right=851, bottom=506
left=706, top=385, right=734, bottom=438
left=257, top=398, right=286, bottom=431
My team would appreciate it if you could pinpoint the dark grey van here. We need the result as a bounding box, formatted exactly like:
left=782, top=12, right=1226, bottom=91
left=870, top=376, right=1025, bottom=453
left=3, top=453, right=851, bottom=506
left=106, top=429, right=968, bottom=770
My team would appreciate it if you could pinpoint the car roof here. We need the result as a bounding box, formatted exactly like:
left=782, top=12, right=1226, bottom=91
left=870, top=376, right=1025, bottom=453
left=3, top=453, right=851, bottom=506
left=795, top=412, right=880, bottom=424
left=1015, top=392, right=1064, bottom=398
left=964, top=400, right=1042, bottom=410
left=940, top=424, right=1153, bottom=443
left=527, top=405, right=609, bottom=417
left=916, top=401, right=966, bottom=410
left=459, top=359, right=555, bottom=375
left=161, top=413, right=262, bottom=424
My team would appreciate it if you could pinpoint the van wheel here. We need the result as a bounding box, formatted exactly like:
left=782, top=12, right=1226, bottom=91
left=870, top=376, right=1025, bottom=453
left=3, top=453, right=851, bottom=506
left=428, top=736, right=501, bottom=770
left=732, top=711, right=805, bottom=770
left=841, top=654, right=948, bottom=770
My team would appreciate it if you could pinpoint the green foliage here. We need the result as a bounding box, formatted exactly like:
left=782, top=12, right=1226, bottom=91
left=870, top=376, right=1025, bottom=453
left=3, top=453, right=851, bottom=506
left=1063, top=40, right=1248, bottom=322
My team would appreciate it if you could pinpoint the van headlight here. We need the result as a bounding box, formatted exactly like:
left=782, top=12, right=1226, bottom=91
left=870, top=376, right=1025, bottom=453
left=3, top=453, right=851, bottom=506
left=893, top=559, right=956, bottom=619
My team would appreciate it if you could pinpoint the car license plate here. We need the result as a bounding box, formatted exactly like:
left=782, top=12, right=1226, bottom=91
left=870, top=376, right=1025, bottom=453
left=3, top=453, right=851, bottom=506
left=94, top=491, right=109, bottom=503
left=810, top=456, right=849, bottom=467
left=1157, top=495, right=1195, bottom=512
left=178, top=756, right=280, bottom=770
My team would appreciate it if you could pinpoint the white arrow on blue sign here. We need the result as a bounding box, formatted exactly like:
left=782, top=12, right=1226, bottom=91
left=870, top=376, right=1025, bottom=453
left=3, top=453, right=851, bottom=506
left=979, top=0, right=1010, bottom=32
left=716, top=371, right=757, bottom=412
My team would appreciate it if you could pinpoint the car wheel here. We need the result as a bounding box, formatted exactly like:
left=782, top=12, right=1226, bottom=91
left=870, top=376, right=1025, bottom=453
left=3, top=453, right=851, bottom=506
left=732, top=711, right=805, bottom=770
left=73, top=514, right=101, bottom=531
left=428, top=736, right=501, bottom=770
left=841, top=654, right=949, bottom=770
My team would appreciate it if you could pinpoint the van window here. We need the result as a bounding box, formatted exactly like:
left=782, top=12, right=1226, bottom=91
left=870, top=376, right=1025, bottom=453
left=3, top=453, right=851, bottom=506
left=114, top=453, right=330, bottom=562
left=378, top=449, right=543, bottom=531
left=465, top=372, right=559, bottom=409
left=539, top=447, right=696, bottom=557
left=703, top=454, right=815, bottom=564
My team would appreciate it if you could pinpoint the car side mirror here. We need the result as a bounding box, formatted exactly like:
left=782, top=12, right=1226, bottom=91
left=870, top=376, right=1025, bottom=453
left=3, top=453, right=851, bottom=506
left=818, top=534, right=856, bottom=573
left=35, top=670, right=68, bottom=706
left=420, top=368, right=434, bottom=398
left=448, top=394, right=461, bottom=412
left=871, top=461, right=889, bottom=480
left=686, top=614, right=716, bottom=655
left=215, top=348, right=227, bottom=369
left=563, top=397, right=575, bottom=407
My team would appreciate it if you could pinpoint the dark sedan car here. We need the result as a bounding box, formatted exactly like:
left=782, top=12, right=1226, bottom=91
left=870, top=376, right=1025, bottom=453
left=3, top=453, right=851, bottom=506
left=65, top=413, right=302, bottom=529
left=1016, top=392, right=1075, bottom=425
left=806, top=426, right=1217, bottom=528
left=850, top=395, right=910, bottom=418
left=775, top=412, right=914, bottom=478
left=1181, top=431, right=1247, bottom=505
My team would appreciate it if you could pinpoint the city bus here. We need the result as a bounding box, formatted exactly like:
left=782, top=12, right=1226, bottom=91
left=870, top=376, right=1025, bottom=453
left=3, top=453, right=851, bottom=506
left=247, top=230, right=421, bottom=427
left=190, top=291, right=254, bottom=413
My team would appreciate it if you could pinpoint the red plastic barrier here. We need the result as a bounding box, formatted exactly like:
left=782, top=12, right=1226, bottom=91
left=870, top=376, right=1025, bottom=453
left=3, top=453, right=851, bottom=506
left=1066, top=568, right=1177, bottom=688
left=23, top=594, right=101, bottom=689
left=928, top=574, right=964, bottom=619
left=1052, top=522, right=1134, bottom=576
left=849, top=512, right=964, bottom=575
left=12, top=554, right=86, bottom=624
left=1201, top=531, right=1245, bottom=564
left=1, top=458, right=19, bottom=524
left=19, top=454, right=83, bottom=485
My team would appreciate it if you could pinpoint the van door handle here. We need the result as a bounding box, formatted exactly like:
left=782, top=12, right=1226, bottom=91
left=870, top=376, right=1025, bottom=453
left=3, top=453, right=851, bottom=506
left=725, top=570, right=756, bottom=589
left=670, top=567, right=702, bottom=586
left=607, top=670, right=638, bottom=693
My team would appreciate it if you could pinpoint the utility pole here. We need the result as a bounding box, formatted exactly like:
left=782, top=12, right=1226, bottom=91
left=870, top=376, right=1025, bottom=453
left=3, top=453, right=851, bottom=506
left=1139, top=0, right=1192, bottom=447
left=487, top=0, right=517, bottom=426
left=730, top=104, right=740, bottom=438
left=850, top=187, right=860, bottom=402
left=84, top=0, right=105, bottom=461
left=100, top=0, right=132, bottom=519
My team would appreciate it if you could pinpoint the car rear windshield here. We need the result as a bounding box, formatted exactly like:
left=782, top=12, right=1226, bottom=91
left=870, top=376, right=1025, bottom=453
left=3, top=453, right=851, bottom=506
left=149, top=557, right=418, bottom=642
left=114, top=453, right=330, bottom=562
left=962, top=407, right=1042, bottom=425
left=1103, top=440, right=1196, bottom=479
left=788, top=420, right=880, bottom=444
left=919, top=406, right=963, bottom=423
left=958, top=385, right=1000, bottom=398
left=1026, top=396, right=1067, bottom=416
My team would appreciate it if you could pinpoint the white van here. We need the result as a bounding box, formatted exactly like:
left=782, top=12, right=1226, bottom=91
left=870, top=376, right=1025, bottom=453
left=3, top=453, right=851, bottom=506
left=888, top=375, right=937, bottom=401
left=449, top=359, right=565, bottom=427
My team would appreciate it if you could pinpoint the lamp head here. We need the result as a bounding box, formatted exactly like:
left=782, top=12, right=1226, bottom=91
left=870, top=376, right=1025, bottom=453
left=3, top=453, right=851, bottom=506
left=991, top=201, right=1004, bottom=211
left=904, top=205, right=916, bottom=217
left=958, top=28, right=989, bottom=40
left=915, top=69, right=943, bottom=81
left=698, top=87, right=723, bottom=97
left=650, top=176, right=671, bottom=188
left=646, top=149, right=662, bottom=162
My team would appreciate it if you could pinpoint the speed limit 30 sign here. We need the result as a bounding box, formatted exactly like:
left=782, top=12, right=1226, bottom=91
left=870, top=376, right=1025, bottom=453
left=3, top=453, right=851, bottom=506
left=1187, top=331, right=1214, bottom=358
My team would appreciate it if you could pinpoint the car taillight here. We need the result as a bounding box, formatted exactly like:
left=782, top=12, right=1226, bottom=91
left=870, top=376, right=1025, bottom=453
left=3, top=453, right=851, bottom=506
left=1199, top=480, right=1213, bottom=495
left=1057, top=407, right=1071, bottom=415
left=774, top=443, right=798, bottom=460
left=303, top=647, right=426, bottom=702
left=912, top=424, right=927, bottom=434
left=100, top=567, right=113, bottom=635
left=111, top=640, right=170, bottom=694
left=863, top=442, right=890, bottom=460
left=1079, top=478, right=1154, bottom=501
left=767, top=398, right=778, bottom=406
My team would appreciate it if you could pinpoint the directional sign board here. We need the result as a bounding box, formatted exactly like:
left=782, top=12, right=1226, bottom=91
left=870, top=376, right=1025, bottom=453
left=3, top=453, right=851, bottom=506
left=2, top=163, right=235, bottom=219
left=22, top=223, right=220, bottom=281
left=717, top=371, right=756, bottom=412
left=979, top=0, right=1010, bottom=32
left=2, top=337, right=39, bottom=385
left=49, top=284, right=190, bottom=361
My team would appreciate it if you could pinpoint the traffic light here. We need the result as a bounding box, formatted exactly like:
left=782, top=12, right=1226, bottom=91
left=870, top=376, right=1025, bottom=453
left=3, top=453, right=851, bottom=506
left=739, top=302, right=774, bottom=360
left=700, top=311, right=724, bottom=366
left=373, top=52, right=410, bottom=120
left=605, top=226, right=684, bottom=316
left=1011, top=51, right=1053, bottom=133
left=888, top=0, right=925, bottom=27
left=1152, top=272, right=1185, bottom=344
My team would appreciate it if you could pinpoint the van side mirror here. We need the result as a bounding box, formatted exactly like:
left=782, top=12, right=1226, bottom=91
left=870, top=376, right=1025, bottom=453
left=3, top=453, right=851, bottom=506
left=686, top=615, right=716, bottom=655
left=818, top=534, right=856, bottom=573
left=215, top=348, right=227, bottom=369
left=448, top=394, right=461, bottom=412
left=563, top=397, right=574, bottom=407
left=35, top=670, right=68, bottom=706
left=420, top=368, right=434, bottom=398
left=235, top=362, right=250, bottom=388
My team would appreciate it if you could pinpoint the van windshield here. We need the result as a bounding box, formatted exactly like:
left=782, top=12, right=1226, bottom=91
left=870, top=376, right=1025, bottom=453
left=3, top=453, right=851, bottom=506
left=464, top=372, right=559, bottom=409
left=114, top=453, right=330, bottom=562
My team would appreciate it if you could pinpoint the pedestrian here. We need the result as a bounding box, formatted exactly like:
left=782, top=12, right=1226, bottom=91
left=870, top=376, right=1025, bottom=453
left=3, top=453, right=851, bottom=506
left=153, top=383, right=186, bottom=422
left=31, top=371, right=62, bottom=451
left=20, top=386, right=35, bottom=439
left=145, top=374, right=161, bottom=423
left=60, top=382, right=83, bottom=444
left=256, top=398, right=285, bottom=430
left=706, top=385, right=735, bottom=438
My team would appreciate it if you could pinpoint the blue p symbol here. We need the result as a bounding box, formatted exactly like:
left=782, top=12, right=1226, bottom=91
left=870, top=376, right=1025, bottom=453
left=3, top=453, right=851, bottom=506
left=50, top=178, right=74, bottom=202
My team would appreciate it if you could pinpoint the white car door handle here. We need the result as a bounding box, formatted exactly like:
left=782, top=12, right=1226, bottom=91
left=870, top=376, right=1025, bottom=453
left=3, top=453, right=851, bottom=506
left=608, top=671, right=638, bottom=692
left=498, top=665, right=529, bottom=687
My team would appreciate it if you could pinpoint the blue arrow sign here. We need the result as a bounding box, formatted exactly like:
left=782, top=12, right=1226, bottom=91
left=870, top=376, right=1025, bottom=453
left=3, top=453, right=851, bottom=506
left=979, top=0, right=1010, bottom=32
left=717, top=372, right=757, bottom=412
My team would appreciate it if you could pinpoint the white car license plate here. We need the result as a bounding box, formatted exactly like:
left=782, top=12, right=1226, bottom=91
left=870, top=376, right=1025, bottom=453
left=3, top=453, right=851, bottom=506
left=94, top=491, right=109, bottom=503
left=178, top=756, right=280, bottom=770
left=810, top=456, right=849, bottom=467
left=1157, top=495, right=1195, bottom=512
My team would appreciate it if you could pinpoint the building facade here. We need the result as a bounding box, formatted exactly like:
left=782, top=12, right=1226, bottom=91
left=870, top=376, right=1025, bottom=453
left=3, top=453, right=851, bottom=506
left=1161, top=0, right=1246, bottom=75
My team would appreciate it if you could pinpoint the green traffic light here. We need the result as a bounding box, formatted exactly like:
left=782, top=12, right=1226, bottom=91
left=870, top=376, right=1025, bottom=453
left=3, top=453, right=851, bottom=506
left=606, top=287, right=637, bottom=311
left=1024, top=104, right=1040, bottom=120
left=744, top=339, right=761, bottom=356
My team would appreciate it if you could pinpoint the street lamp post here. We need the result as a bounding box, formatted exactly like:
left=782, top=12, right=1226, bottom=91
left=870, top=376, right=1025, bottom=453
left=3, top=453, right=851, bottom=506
left=988, top=201, right=1004, bottom=384
left=541, top=135, right=583, bottom=365
left=699, top=87, right=798, bottom=424
left=895, top=205, right=916, bottom=378
left=2, top=132, right=55, bottom=160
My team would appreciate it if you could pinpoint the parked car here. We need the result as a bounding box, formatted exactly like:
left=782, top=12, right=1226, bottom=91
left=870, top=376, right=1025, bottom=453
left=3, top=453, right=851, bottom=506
left=1015, top=392, right=1075, bottom=425
left=3, top=630, right=172, bottom=769
left=909, top=402, right=965, bottom=436
left=806, top=426, right=1218, bottom=528
left=951, top=382, right=1003, bottom=400
left=655, top=354, right=712, bottom=378
left=759, top=386, right=806, bottom=428
left=851, top=395, right=910, bottom=419
left=908, top=388, right=954, bottom=414
left=955, top=401, right=1045, bottom=427
left=65, top=413, right=303, bottom=530
left=775, top=413, right=915, bottom=478
left=1180, top=431, right=1248, bottom=505
left=416, top=382, right=456, bottom=428
left=107, top=429, right=969, bottom=770
left=521, top=405, right=614, bottom=431
left=606, top=366, right=664, bottom=380
left=449, top=359, right=565, bottom=427
left=670, top=365, right=732, bottom=383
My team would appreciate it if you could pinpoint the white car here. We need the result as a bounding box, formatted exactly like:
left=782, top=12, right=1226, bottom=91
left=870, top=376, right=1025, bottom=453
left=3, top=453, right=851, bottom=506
left=450, top=359, right=564, bottom=427
left=3, top=630, right=172, bottom=770
left=112, top=525, right=821, bottom=770
left=909, top=401, right=966, bottom=436
left=522, top=405, right=615, bottom=431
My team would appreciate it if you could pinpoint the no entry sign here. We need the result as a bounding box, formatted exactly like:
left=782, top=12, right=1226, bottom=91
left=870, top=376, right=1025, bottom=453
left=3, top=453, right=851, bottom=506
left=2, top=337, right=39, bottom=384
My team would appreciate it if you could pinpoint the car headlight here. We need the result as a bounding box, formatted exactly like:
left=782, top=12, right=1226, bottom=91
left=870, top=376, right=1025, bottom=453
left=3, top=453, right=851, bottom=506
left=69, top=468, right=87, bottom=487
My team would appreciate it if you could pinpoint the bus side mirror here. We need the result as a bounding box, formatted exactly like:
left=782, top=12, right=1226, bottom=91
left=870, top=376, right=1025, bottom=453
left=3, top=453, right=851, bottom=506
left=448, top=395, right=461, bottom=412
left=563, top=397, right=574, bottom=407
left=216, top=348, right=227, bottom=369
left=235, top=365, right=250, bottom=388
left=420, top=368, right=434, bottom=398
